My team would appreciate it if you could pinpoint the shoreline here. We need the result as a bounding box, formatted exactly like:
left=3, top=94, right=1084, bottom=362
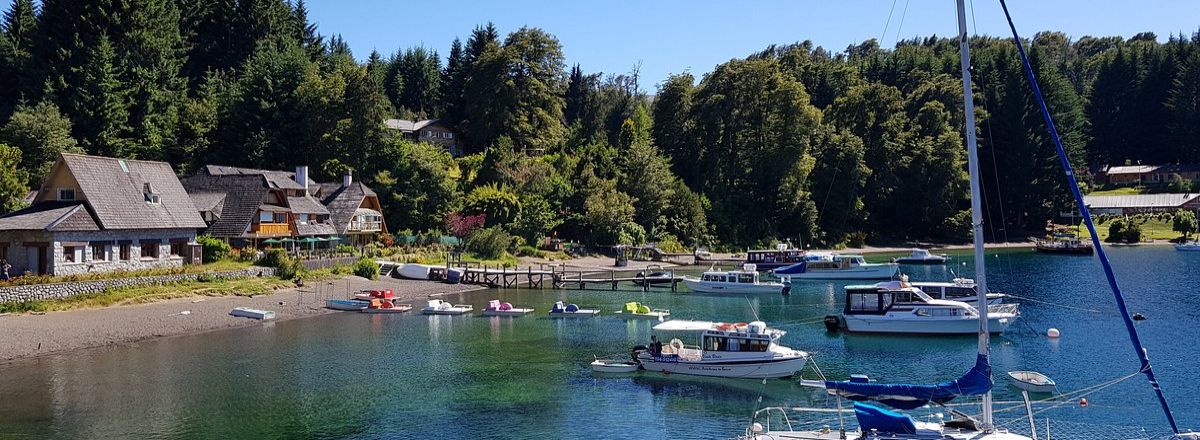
left=0, top=275, right=485, bottom=363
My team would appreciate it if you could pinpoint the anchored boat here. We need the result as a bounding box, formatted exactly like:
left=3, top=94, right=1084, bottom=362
left=613, top=302, right=670, bottom=320
left=744, top=244, right=807, bottom=270
left=548, top=301, right=600, bottom=317
left=774, top=254, right=898, bottom=280
left=480, top=299, right=534, bottom=317
left=633, top=320, right=808, bottom=379
left=895, top=248, right=950, bottom=265
left=910, top=278, right=1007, bottom=306
left=421, top=299, right=473, bottom=315
left=827, top=281, right=1019, bottom=335
left=682, top=264, right=788, bottom=295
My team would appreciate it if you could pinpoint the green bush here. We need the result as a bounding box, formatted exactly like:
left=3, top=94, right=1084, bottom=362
left=256, top=248, right=305, bottom=280
left=0, top=300, right=47, bottom=313
left=1105, top=218, right=1143, bottom=243
left=465, top=226, right=512, bottom=259
left=335, top=244, right=355, bottom=254
left=353, top=257, right=380, bottom=280
left=514, top=245, right=543, bottom=257
left=196, top=235, right=231, bottom=263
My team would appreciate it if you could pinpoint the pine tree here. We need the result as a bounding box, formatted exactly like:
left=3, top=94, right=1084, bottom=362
left=441, top=38, right=466, bottom=124
left=2, top=0, right=38, bottom=109
left=72, top=35, right=133, bottom=158
left=390, top=47, right=441, bottom=116
left=1167, top=46, right=1200, bottom=161
left=292, top=0, right=324, bottom=60
left=651, top=73, right=696, bottom=186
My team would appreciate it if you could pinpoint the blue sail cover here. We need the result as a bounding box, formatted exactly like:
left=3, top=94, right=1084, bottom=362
left=774, top=261, right=807, bottom=275
left=854, top=403, right=917, bottom=434
left=825, top=354, right=991, bottom=410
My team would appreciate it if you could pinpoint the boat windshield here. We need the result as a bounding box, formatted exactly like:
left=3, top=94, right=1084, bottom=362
left=912, top=289, right=935, bottom=302
left=703, top=335, right=771, bottom=352
left=738, top=273, right=755, bottom=284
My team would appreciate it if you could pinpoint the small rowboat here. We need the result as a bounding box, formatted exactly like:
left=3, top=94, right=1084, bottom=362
left=325, top=299, right=369, bottom=311
left=230, top=307, right=275, bottom=320
left=1007, top=370, right=1057, bottom=393
left=591, top=358, right=639, bottom=373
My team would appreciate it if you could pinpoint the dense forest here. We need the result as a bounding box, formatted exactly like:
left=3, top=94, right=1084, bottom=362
left=1, top=0, right=1199, bottom=249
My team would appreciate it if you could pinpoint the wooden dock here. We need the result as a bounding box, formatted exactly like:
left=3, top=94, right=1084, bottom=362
left=425, top=262, right=685, bottom=291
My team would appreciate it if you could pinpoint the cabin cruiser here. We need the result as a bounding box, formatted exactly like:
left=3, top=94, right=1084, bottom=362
left=894, top=248, right=950, bottom=264
left=744, top=244, right=807, bottom=270
left=910, top=277, right=1006, bottom=305
left=682, top=264, right=789, bottom=294
left=633, top=320, right=808, bottom=379
left=775, top=254, right=898, bottom=280
left=825, top=281, right=1019, bottom=335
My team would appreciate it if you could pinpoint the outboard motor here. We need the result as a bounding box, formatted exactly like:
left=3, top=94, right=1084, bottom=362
left=823, top=315, right=843, bottom=332
left=781, top=281, right=791, bottom=296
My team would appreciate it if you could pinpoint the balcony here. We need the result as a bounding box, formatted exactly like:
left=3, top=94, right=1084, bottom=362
left=251, top=222, right=291, bottom=235
left=348, top=221, right=382, bottom=232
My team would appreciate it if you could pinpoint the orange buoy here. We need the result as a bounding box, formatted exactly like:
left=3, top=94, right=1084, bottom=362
left=1079, top=398, right=1089, bottom=407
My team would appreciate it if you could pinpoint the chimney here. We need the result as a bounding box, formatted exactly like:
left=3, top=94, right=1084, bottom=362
left=295, top=166, right=309, bottom=193
left=343, top=171, right=353, bottom=187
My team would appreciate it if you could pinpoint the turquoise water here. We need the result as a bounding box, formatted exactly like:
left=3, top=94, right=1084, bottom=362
left=0, top=246, right=1197, bottom=439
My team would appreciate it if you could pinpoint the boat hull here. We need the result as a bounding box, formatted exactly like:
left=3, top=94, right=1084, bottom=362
left=422, top=308, right=471, bottom=315
left=548, top=310, right=600, bottom=318
left=325, top=299, right=368, bottom=311
left=1176, top=243, right=1200, bottom=252
left=682, top=278, right=784, bottom=294
left=398, top=263, right=434, bottom=280
left=362, top=306, right=412, bottom=314
left=895, top=257, right=948, bottom=265
left=481, top=308, right=534, bottom=317
left=636, top=353, right=808, bottom=379
left=778, top=264, right=898, bottom=280
left=843, top=314, right=1015, bottom=334
left=591, top=361, right=639, bottom=373
left=1034, top=245, right=1093, bottom=255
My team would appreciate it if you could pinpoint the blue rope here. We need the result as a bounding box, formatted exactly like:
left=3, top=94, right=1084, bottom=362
left=995, top=0, right=1179, bottom=433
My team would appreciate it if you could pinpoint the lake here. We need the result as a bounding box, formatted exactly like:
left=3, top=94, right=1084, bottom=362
left=0, top=246, right=1196, bottom=439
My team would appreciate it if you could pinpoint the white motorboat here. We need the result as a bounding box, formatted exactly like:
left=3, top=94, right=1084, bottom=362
left=1176, top=241, right=1200, bottom=251
left=894, top=248, right=950, bottom=265
left=480, top=299, right=534, bottom=317
left=1006, top=370, right=1057, bottom=394
left=398, top=263, right=435, bottom=280
left=421, top=299, right=473, bottom=315
left=590, top=357, right=639, bottom=373
left=548, top=301, right=600, bottom=317
left=613, top=302, right=670, bottom=320
left=910, top=278, right=1007, bottom=305
left=774, top=254, right=898, bottom=280
left=682, top=264, right=788, bottom=295
left=633, top=320, right=809, bottom=379
left=826, top=281, right=1019, bottom=335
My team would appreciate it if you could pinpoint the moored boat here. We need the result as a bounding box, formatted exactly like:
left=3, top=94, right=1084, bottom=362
left=548, top=301, right=600, bottom=317
left=613, top=302, right=670, bottom=320
left=421, top=299, right=473, bottom=315
left=325, top=299, right=369, bottom=311
left=910, top=278, right=1007, bottom=305
left=744, top=244, right=807, bottom=270
left=480, top=299, right=534, bottom=317
left=1176, top=241, right=1200, bottom=252
left=827, top=281, right=1019, bottom=335
left=682, top=264, right=788, bottom=295
left=894, top=248, right=950, bottom=265
left=775, top=254, right=898, bottom=280
left=1006, top=370, right=1057, bottom=394
left=590, top=357, right=640, bottom=373
left=1034, top=224, right=1094, bottom=254
left=361, top=299, right=412, bottom=314
left=633, top=320, right=808, bottom=379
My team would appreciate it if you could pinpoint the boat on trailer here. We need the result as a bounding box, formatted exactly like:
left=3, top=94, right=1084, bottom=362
left=681, top=264, right=788, bottom=295
left=480, top=299, right=534, bottom=317
left=632, top=320, right=808, bottom=379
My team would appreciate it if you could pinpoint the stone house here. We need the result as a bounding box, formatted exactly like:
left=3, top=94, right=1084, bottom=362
left=0, top=154, right=206, bottom=276
left=314, top=172, right=387, bottom=247
left=181, top=165, right=336, bottom=249
left=385, top=118, right=462, bottom=156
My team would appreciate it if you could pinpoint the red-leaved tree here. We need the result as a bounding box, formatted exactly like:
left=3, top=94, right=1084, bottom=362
left=445, top=212, right=486, bottom=239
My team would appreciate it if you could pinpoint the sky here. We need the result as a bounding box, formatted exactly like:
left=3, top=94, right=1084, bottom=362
left=310, top=1, right=1199, bottom=89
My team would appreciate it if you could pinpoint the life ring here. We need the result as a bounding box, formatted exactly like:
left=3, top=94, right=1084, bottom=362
left=716, top=323, right=735, bottom=331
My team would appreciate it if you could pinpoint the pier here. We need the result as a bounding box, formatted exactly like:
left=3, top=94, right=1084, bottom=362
left=413, top=262, right=686, bottom=291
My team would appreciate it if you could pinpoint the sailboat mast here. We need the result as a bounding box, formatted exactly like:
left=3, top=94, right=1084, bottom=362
left=954, top=0, right=994, bottom=429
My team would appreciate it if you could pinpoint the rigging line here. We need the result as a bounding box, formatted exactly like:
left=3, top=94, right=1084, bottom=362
left=880, top=0, right=900, bottom=46
left=997, top=1, right=1179, bottom=433
left=1001, top=293, right=1106, bottom=314
left=893, top=0, right=911, bottom=45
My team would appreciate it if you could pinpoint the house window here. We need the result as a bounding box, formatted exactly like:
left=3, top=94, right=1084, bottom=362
left=58, top=188, right=76, bottom=201
left=298, top=214, right=309, bottom=225
left=169, top=242, right=185, bottom=257
left=260, top=211, right=274, bottom=223
left=446, top=132, right=453, bottom=139
left=140, top=241, right=160, bottom=259
left=64, top=246, right=78, bottom=263
left=91, top=243, right=107, bottom=261
left=145, top=193, right=160, bottom=204
left=119, top=243, right=131, bottom=260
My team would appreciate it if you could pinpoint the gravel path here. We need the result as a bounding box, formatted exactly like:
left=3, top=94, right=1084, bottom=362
left=0, top=275, right=485, bottom=362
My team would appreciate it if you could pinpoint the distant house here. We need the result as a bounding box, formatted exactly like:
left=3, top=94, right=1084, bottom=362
left=1097, top=164, right=1200, bottom=186
left=385, top=118, right=462, bottom=156
left=1083, top=193, right=1200, bottom=215
left=313, top=172, right=387, bottom=247
left=181, top=166, right=336, bottom=248
left=0, top=153, right=206, bottom=276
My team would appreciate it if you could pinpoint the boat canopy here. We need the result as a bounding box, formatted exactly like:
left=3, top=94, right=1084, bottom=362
left=823, top=353, right=992, bottom=410
left=854, top=403, right=917, bottom=434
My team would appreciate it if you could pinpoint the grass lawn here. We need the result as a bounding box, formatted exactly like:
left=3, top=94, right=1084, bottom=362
left=1086, top=187, right=1144, bottom=196
left=1078, top=218, right=1184, bottom=242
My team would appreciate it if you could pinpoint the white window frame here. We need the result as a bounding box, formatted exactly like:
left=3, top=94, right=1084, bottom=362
left=58, top=188, right=76, bottom=201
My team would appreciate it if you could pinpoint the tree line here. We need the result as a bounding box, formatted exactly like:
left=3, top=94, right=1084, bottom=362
left=1, top=0, right=1198, bottom=248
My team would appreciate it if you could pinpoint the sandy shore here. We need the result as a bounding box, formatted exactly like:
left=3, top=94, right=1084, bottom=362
left=0, top=275, right=485, bottom=362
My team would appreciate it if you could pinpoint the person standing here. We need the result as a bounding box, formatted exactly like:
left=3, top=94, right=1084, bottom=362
left=1, top=259, right=10, bottom=282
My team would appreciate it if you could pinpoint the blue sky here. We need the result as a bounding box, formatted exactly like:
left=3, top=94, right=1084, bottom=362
left=315, top=1, right=1188, bottom=90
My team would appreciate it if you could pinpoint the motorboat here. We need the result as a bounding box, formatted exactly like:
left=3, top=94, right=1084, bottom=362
left=1176, top=241, right=1200, bottom=251
left=910, top=278, right=1006, bottom=305
left=744, top=244, right=807, bottom=270
left=590, top=357, right=640, bottom=373
left=1034, top=225, right=1093, bottom=255
left=325, top=299, right=369, bottom=311
left=825, top=281, right=1019, bottom=335
left=352, top=289, right=395, bottom=301
left=1006, top=370, right=1057, bottom=394
left=682, top=264, right=788, bottom=295
left=480, top=299, right=534, bottom=317
left=398, top=263, right=435, bottom=280
left=421, top=299, right=473, bottom=315
left=633, top=270, right=674, bottom=286
left=632, top=320, right=809, bottom=379
left=613, top=302, right=670, bottom=320
left=548, top=301, right=600, bottom=317
left=774, top=254, right=898, bottom=280
left=894, top=248, right=950, bottom=265
left=361, top=299, right=412, bottom=314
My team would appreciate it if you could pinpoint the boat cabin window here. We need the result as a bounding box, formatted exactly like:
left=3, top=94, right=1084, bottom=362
left=847, top=290, right=894, bottom=314
left=915, top=308, right=961, bottom=317
left=704, top=335, right=769, bottom=352
left=738, top=273, right=755, bottom=283
left=945, top=286, right=975, bottom=299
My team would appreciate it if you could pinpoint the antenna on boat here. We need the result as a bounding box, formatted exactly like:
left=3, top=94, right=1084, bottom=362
left=955, top=0, right=994, bottom=430
left=745, top=297, right=762, bottom=323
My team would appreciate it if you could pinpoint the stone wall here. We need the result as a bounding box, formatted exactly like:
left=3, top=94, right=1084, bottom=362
left=0, top=266, right=275, bottom=304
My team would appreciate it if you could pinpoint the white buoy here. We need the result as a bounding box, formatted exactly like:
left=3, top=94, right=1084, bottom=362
left=1047, top=328, right=1061, bottom=338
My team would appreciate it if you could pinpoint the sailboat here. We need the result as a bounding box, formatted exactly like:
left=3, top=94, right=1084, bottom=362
left=741, top=1, right=1192, bottom=438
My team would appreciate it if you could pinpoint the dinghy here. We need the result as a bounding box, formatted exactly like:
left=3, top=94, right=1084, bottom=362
left=590, top=357, right=639, bottom=373
left=325, top=299, right=369, bottom=311
left=548, top=301, right=600, bottom=317
left=230, top=307, right=275, bottom=320
left=398, top=263, right=435, bottom=280
left=481, top=299, right=534, bottom=317
left=421, top=299, right=473, bottom=315
left=613, top=302, right=670, bottom=320
left=361, top=299, right=412, bottom=314
left=1006, top=370, right=1057, bottom=393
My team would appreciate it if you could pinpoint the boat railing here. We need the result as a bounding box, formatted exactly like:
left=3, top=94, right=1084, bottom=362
left=988, top=303, right=1020, bottom=315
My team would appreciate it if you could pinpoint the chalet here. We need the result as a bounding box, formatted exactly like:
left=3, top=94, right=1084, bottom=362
left=1097, top=164, right=1200, bottom=186
left=385, top=118, right=462, bottom=156
left=0, top=153, right=206, bottom=276
left=1083, top=193, right=1200, bottom=215
left=181, top=166, right=336, bottom=248
left=313, top=172, right=387, bottom=247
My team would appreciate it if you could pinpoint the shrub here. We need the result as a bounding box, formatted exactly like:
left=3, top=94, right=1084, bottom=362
left=1105, top=218, right=1143, bottom=243
left=196, top=235, right=231, bottom=263
left=465, top=226, right=512, bottom=259
left=335, top=244, right=355, bottom=254
left=353, top=257, right=379, bottom=280
left=514, top=245, right=543, bottom=257
left=257, top=248, right=304, bottom=280
left=1173, top=210, right=1198, bottom=240
left=463, top=184, right=521, bottom=225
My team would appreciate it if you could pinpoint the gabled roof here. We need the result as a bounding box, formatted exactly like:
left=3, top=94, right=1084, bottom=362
left=1103, top=164, right=1200, bottom=175
left=0, top=201, right=99, bottom=232
left=384, top=118, right=445, bottom=133
left=319, top=182, right=382, bottom=234
left=189, top=192, right=227, bottom=214
left=286, top=196, right=329, bottom=215
left=1083, top=193, right=1200, bottom=209
left=200, top=165, right=316, bottom=192
left=1104, top=165, right=1157, bottom=175
left=181, top=174, right=275, bottom=238
left=55, top=154, right=205, bottom=230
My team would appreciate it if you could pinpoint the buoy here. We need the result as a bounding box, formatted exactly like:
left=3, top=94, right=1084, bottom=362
left=1133, top=313, right=1147, bottom=321
left=1079, top=398, right=1089, bottom=407
left=1047, top=328, right=1061, bottom=338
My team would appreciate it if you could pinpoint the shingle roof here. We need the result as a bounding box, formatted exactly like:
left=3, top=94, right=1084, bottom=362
left=1104, top=164, right=1200, bottom=175
left=0, top=202, right=98, bottom=231
left=286, top=196, right=329, bottom=215
left=181, top=174, right=274, bottom=238
left=319, top=182, right=380, bottom=234
left=1083, top=193, right=1200, bottom=209
left=189, top=192, right=227, bottom=214
left=295, top=223, right=336, bottom=236
left=201, top=165, right=315, bottom=192
left=1104, top=165, right=1157, bottom=175
left=385, top=119, right=415, bottom=131
left=60, top=154, right=206, bottom=230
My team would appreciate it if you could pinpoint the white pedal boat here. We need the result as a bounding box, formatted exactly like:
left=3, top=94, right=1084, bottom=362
left=421, top=299, right=474, bottom=315
left=481, top=299, right=534, bottom=316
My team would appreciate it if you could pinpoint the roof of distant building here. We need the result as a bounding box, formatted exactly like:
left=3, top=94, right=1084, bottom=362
left=1083, top=193, right=1200, bottom=209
